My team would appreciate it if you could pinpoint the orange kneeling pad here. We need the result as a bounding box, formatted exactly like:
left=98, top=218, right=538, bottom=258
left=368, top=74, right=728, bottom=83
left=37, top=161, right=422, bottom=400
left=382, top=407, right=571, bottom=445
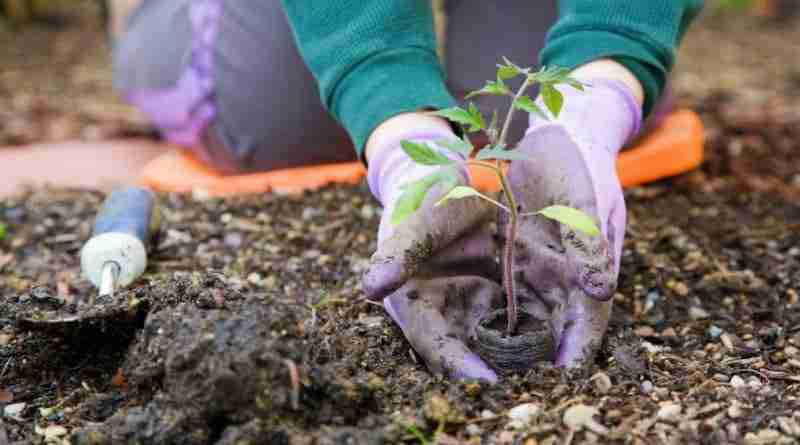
left=139, top=109, right=704, bottom=196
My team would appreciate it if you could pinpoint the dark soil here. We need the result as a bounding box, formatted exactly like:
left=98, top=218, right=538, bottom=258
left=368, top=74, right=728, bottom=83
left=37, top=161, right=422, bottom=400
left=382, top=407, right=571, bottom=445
left=2, top=4, right=800, bottom=445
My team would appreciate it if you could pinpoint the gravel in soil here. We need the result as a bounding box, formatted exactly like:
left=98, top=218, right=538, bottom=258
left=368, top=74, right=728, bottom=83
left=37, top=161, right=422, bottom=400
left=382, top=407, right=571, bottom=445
left=2, top=5, right=800, bottom=445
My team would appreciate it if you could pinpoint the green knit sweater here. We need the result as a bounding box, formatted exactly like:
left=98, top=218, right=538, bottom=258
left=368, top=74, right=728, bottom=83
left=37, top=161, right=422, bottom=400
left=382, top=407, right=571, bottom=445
left=281, top=0, right=704, bottom=156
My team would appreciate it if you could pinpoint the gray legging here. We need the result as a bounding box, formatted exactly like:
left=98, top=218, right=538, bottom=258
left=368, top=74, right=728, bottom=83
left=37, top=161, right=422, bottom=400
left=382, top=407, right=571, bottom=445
left=113, top=0, right=557, bottom=174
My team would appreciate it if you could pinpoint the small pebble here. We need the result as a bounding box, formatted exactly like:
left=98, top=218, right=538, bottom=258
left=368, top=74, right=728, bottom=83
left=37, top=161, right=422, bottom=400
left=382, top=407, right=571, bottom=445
left=35, top=425, right=68, bottom=441
left=591, top=372, right=612, bottom=394
left=744, top=429, right=783, bottom=445
left=465, top=424, right=482, bottom=436
left=367, top=375, right=384, bottom=390
left=713, top=373, right=730, bottom=383
left=424, top=395, right=460, bottom=423
left=223, top=232, right=243, bottom=248
left=563, top=404, right=609, bottom=435
left=708, top=325, right=723, bottom=338
left=778, top=416, right=800, bottom=437
left=303, top=249, right=321, bottom=259
left=508, top=403, right=541, bottom=426
left=641, top=380, right=654, bottom=394
left=358, top=316, right=383, bottom=328
left=689, top=307, right=710, bottom=320
left=657, top=403, right=682, bottom=423
left=673, top=281, right=689, bottom=297
left=360, top=205, right=376, bottom=220
left=721, top=333, right=735, bottom=352
left=4, top=402, right=26, bottom=419
left=497, top=431, right=515, bottom=443
left=661, top=327, right=677, bottom=338
left=654, top=387, right=670, bottom=400
left=246, top=272, right=262, bottom=286
left=480, top=409, right=496, bottom=419
left=730, top=375, right=746, bottom=388
left=727, top=423, right=741, bottom=440
left=644, top=290, right=660, bottom=313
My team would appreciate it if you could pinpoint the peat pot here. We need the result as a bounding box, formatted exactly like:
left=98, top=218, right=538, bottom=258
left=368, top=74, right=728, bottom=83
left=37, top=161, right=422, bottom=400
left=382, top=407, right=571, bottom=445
left=473, top=309, right=556, bottom=374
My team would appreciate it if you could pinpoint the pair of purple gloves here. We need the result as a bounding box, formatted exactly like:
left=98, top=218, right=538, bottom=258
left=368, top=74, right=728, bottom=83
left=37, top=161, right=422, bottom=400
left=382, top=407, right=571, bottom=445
left=365, top=78, right=641, bottom=382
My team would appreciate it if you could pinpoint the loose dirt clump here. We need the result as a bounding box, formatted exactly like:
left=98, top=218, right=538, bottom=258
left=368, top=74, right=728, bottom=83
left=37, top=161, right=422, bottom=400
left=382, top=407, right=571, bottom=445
left=72, top=296, right=378, bottom=444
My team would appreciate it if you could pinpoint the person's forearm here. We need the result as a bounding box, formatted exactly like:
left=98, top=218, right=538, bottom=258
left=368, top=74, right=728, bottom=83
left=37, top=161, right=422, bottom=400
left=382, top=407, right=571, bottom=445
left=541, top=0, right=704, bottom=115
left=280, top=0, right=456, bottom=157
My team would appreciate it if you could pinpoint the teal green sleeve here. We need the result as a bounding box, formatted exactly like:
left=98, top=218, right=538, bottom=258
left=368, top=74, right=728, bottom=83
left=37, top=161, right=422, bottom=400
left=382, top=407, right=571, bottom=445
left=280, top=1, right=456, bottom=157
left=541, top=0, right=705, bottom=116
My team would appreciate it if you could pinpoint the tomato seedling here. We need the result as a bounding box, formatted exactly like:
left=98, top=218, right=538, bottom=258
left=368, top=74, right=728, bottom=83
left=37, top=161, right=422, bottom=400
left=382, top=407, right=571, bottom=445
left=393, top=58, right=600, bottom=336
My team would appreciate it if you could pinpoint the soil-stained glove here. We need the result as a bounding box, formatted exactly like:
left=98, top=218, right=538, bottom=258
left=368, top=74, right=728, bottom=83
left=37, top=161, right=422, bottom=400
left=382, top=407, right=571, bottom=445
left=504, top=78, right=642, bottom=367
left=363, top=130, right=502, bottom=382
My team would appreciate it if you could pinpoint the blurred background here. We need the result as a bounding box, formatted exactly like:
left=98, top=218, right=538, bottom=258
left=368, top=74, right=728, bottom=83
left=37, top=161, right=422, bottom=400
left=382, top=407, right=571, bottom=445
left=1, top=0, right=799, bottom=196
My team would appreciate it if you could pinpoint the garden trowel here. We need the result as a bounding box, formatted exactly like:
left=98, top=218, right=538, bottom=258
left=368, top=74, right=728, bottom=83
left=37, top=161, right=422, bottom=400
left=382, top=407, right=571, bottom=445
left=17, top=186, right=160, bottom=333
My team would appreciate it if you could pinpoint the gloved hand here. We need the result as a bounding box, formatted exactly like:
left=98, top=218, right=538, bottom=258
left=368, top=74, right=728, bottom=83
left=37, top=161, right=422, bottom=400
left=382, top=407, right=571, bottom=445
left=363, top=129, right=502, bottom=382
left=504, top=77, right=642, bottom=367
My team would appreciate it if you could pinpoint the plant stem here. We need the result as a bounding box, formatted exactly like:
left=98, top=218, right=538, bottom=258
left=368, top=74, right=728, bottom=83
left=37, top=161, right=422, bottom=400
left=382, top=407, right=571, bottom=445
left=463, top=161, right=512, bottom=212
left=495, top=76, right=534, bottom=336
left=462, top=158, right=519, bottom=335
left=498, top=171, right=519, bottom=335
left=497, top=76, right=533, bottom=149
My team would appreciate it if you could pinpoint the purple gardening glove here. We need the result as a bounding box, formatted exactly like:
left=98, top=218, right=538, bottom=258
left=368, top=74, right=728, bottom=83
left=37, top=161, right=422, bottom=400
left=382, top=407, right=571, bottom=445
left=504, top=78, right=642, bottom=367
left=363, top=129, right=502, bottom=382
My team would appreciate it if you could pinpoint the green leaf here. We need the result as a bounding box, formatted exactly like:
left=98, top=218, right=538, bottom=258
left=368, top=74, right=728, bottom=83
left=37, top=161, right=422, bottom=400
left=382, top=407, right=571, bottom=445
left=435, top=185, right=507, bottom=211
left=530, top=65, right=571, bottom=84
left=464, top=79, right=511, bottom=99
left=541, top=84, right=564, bottom=118
left=434, top=137, right=473, bottom=157
left=432, top=105, right=484, bottom=133
left=537, top=205, right=600, bottom=237
left=434, top=185, right=482, bottom=207
left=497, top=65, right=520, bottom=80
left=401, top=140, right=454, bottom=166
left=466, top=103, right=486, bottom=132
left=0, top=223, right=6, bottom=241
left=391, top=169, right=458, bottom=225
left=530, top=66, right=585, bottom=91
left=513, top=96, right=548, bottom=120
left=497, top=56, right=525, bottom=80
left=564, top=77, right=585, bottom=91
left=476, top=147, right=531, bottom=161
left=432, top=107, right=475, bottom=127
